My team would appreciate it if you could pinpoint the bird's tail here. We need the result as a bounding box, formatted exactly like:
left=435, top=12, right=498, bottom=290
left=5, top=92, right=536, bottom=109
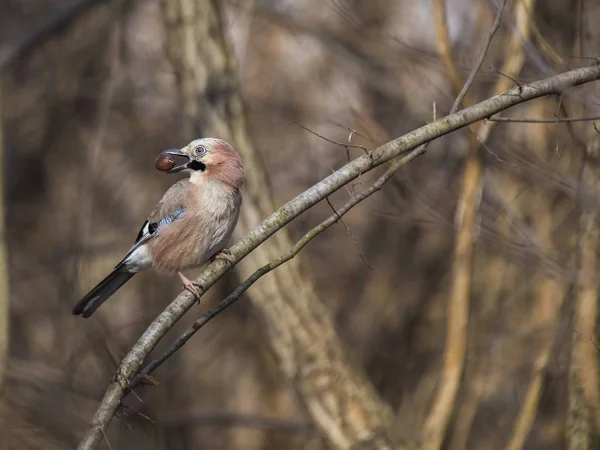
left=72, top=266, right=135, bottom=318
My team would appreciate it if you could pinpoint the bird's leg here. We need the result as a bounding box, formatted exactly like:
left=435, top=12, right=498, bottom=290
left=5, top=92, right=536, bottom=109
left=211, top=248, right=234, bottom=263
left=178, top=271, right=204, bottom=303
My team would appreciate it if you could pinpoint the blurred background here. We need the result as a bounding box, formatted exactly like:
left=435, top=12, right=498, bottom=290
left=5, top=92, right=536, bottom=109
left=1, top=0, right=600, bottom=449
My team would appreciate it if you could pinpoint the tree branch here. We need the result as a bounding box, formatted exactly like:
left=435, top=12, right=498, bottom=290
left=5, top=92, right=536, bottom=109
left=77, top=64, right=600, bottom=450
left=451, top=0, right=508, bottom=113
left=488, top=115, right=600, bottom=123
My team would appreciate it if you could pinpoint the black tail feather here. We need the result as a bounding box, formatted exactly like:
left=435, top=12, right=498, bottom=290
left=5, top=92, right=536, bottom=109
left=73, top=267, right=135, bottom=318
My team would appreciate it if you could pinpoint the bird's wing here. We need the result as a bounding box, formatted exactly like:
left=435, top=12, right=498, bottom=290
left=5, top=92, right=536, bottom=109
left=117, top=180, right=190, bottom=267
left=73, top=181, right=191, bottom=316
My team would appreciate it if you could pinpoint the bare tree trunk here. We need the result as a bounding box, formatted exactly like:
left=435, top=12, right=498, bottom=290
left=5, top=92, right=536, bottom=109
left=0, top=73, right=8, bottom=393
left=567, top=67, right=600, bottom=450
left=161, top=0, right=400, bottom=449
left=0, top=73, right=9, bottom=450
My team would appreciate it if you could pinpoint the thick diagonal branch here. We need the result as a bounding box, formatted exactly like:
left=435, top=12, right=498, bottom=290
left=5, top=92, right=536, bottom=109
left=76, top=57, right=600, bottom=450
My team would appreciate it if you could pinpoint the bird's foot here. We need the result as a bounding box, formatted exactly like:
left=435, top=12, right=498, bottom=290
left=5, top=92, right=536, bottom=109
left=178, top=271, right=204, bottom=304
left=212, top=248, right=235, bottom=264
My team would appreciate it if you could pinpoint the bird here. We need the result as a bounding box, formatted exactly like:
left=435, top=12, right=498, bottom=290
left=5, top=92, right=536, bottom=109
left=72, top=138, right=245, bottom=318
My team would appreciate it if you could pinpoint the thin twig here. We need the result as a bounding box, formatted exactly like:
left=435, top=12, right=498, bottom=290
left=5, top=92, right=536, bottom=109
left=325, top=197, right=373, bottom=269
left=554, top=95, right=563, bottom=154
left=491, top=67, right=524, bottom=90
left=488, top=115, right=600, bottom=123
left=469, top=126, right=508, bottom=163
left=451, top=0, right=509, bottom=113
left=119, top=404, right=155, bottom=425
left=329, top=120, right=377, bottom=144
left=100, top=427, right=113, bottom=450
left=294, top=121, right=368, bottom=155
left=328, top=121, right=377, bottom=144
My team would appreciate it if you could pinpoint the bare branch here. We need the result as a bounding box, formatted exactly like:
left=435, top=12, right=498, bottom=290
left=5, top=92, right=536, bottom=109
left=451, top=0, right=509, bottom=113
left=294, top=121, right=369, bottom=155
left=325, top=197, right=373, bottom=269
left=488, top=115, right=600, bottom=123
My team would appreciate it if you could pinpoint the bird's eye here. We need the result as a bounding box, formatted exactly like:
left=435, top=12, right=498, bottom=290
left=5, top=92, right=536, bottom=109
left=194, top=145, right=207, bottom=156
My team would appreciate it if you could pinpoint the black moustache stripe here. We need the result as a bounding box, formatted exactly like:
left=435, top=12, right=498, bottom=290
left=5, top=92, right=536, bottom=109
left=188, top=160, right=206, bottom=171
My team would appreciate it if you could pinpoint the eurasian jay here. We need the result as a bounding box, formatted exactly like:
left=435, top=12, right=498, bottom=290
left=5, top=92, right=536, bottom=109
left=72, top=138, right=245, bottom=318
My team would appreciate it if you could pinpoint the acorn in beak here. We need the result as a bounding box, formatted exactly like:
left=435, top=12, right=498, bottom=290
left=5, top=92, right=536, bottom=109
left=155, top=149, right=206, bottom=173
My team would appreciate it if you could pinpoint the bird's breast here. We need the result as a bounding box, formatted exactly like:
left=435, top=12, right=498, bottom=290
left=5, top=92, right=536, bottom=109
left=147, top=186, right=241, bottom=272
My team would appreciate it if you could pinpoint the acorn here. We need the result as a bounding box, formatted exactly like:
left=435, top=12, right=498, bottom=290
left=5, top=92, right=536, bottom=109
left=155, top=152, right=177, bottom=172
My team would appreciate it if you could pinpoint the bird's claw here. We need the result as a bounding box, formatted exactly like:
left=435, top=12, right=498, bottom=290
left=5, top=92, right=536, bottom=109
left=212, top=248, right=235, bottom=264
left=178, top=272, right=204, bottom=304
left=183, top=280, right=204, bottom=304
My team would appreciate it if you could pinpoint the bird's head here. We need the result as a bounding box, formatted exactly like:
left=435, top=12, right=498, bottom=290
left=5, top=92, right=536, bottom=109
left=161, top=138, right=245, bottom=189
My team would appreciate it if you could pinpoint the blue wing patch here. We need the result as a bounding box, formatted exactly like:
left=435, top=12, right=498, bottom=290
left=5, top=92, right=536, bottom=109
left=157, top=209, right=185, bottom=228
left=135, top=209, right=185, bottom=243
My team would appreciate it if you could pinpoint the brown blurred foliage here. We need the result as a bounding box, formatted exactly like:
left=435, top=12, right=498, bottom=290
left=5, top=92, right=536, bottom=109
left=1, top=0, right=600, bottom=449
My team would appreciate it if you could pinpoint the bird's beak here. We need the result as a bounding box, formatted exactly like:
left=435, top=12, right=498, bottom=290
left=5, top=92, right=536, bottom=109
left=163, top=149, right=192, bottom=173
